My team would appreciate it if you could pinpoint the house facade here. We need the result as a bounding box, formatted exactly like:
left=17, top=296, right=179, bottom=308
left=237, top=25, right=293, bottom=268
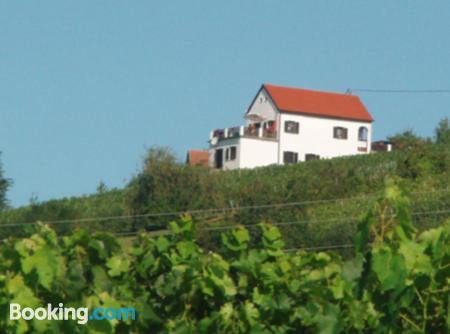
left=209, top=83, right=374, bottom=170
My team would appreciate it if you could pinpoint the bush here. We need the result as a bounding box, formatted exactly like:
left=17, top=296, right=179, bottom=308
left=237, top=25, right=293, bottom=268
left=0, top=153, right=12, bottom=212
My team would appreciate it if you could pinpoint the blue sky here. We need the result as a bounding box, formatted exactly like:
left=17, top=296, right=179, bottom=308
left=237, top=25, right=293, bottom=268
left=1, top=1, right=449, bottom=207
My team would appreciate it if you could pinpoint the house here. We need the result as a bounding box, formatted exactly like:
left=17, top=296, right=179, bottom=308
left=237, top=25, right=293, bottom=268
left=186, top=150, right=209, bottom=167
left=371, top=140, right=393, bottom=152
left=208, top=83, right=374, bottom=170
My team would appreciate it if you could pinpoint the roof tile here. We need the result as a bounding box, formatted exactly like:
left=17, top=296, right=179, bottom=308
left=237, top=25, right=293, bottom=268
left=187, top=150, right=209, bottom=167
left=264, top=84, right=373, bottom=122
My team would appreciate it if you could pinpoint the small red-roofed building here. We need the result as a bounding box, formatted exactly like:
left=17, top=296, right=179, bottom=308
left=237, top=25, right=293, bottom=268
left=186, top=150, right=209, bottom=167
left=209, top=83, right=374, bottom=170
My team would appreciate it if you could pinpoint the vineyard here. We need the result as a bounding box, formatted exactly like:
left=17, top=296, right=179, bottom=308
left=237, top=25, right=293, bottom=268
left=0, top=139, right=449, bottom=332
left=0, top=142, right=449, bottom=250
left=1, top=183, right=449, bottom=333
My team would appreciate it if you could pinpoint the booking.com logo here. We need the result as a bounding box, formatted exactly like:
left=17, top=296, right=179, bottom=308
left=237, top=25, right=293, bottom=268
left=10, top=303, right=136, bottom=325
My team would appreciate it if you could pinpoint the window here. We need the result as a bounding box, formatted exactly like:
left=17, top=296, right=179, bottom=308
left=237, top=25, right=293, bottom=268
left=225, top=146, right=237, bottom=161
left=333, top=126, right=348, bottom=139
left=358, top=127, right=368, bottom=141
left=283, top=151, right=298, bottom=164
left=229, top=146, right=237, bottom=160
left=284, top=121, right=299, bottom=134
left=305, top=154, right=320, bottom=161
left=264, top=121, right=276, bottom=130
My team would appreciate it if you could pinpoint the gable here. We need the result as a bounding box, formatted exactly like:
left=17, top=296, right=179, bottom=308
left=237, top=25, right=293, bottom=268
left=245, top=88, right=278, bottom=122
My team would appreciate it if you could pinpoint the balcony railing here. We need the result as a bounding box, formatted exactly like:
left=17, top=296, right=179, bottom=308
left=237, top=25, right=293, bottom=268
left=211, top=125, right=277, bottom=143
left=263, top=128, right=277, bottom=139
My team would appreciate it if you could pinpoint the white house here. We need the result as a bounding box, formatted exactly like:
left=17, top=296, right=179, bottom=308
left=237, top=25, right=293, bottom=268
left=208, top=83, right=374, bottom=170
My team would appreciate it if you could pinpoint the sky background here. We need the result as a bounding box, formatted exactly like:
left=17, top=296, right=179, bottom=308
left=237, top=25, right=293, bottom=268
left=1, top=1, right=449, bottom=207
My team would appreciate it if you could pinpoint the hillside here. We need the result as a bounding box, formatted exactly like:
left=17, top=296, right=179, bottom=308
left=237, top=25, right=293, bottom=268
left=1, top=186, right=449, bottom=332
left=1, top=142, right=449, bottom=251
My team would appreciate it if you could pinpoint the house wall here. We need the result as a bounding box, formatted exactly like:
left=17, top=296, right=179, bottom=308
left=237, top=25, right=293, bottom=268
left=209, top=137, right=241, bottom=170
left=278, top=113, right=372, bottom=163
left=245, top=89, right=278, bottom=124
left=209, top=137, right=278, bottom=170
left=238, top=138, right=278, bottom=169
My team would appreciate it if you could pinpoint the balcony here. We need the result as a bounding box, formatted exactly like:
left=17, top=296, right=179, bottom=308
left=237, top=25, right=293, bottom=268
left=210, top=124, right=277, bottom=144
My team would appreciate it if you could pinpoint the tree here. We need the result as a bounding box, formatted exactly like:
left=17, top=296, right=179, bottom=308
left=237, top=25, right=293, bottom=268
left=142, top=146, right=178, bottom=171
left=435, top=117, right=450, bottom=145
left=387, top=129, right=429, bottom=150
left=0, top=153, right=12, bottom=211
left=126, top=146, right=180, bottom=215
left=96, top=180, right=108, bottom=194
left=125, top=147, right=208, bottom=224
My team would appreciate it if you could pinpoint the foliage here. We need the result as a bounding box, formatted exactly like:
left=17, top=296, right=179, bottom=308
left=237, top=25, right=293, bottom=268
left=387, top=129, right=431, bottom=150
left=0, top=185, right=449, bottom=333
left=123, top=143, right=448, bottom=250
left=435, top=117, right=450, bottom=145
left=126, top=147, right=205, bottom=220
left=0, top=142, right=448, bottom=250
left=96, top=181, right=108, bottom=194
left=0, top=153, right=12, bottom=212
left=0, top=189, right=127, bottom=240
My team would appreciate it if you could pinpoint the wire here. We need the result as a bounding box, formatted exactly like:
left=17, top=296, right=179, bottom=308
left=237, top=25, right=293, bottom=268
left=195, top=208, right=450, bottom=233
left=283, top=244, right=354, bottom=252
left=347, top=88, right=450, bottom=94
left=411, top=209, right=450, bottom=216
left=108, top=208, right=449, bottom=239
left=1, top=188, right=448, bottom=228
left=200, top=217, right=358, bottom=232
left=0, top=193, right=376, bottom=228
left=2, top=209, right=448, bottom=251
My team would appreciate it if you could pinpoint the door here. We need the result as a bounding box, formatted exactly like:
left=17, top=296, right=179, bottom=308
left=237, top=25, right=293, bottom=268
left=214, top=149, right=223, bottom=169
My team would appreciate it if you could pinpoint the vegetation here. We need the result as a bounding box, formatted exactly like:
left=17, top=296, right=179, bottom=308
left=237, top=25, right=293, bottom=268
left=435, top=117, right=450, bottom=145
left=0, top=124, right=448, bottom=253
left=0, top=184, right=449, bottom=333
left=0, top=120, right=448, bottom=332
left=0, top=189, right=127, bottom=240
left=387, top=130, right=431, bottom=150
left=0, top=141, right=449, bottom=250
left=0, top=153, right=12, bottom=212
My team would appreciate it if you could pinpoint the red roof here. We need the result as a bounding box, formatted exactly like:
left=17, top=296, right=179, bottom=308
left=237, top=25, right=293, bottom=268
left=263, top=84, right=373, bottom=122
left=186, top=150, right=209, bottom=167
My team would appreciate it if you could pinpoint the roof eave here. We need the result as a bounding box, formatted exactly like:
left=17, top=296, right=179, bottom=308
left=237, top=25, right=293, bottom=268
left=279, top=109, right=374, bottom=123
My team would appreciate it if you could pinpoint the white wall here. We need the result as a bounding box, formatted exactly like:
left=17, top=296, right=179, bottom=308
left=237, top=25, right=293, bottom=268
left=238, top=138, right=278, bottom=169
left=278, top=113, right=372, bottom=163
left=245, top=89, right=278, bottom=124
left=209, top=138, right=241, bottom=170
left=209, top=137, right=278, bottom=170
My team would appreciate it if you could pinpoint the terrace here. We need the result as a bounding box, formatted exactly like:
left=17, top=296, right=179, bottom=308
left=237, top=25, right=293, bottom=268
left=210, top=122, right=277, bottom=144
